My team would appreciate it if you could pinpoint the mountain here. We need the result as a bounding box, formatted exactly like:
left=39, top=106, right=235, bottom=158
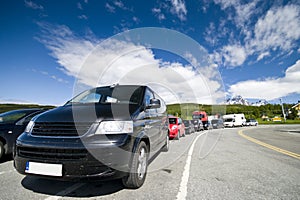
left=252, top=99, right=269, bottom=106
left=226, top=95, right=269, bottom=106
left=226, top=95, right=250, bottom=106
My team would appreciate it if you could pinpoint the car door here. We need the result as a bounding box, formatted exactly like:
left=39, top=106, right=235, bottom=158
left=154, top=94, right=168, bottom=148
left=143, top=88, right=160, bottom=153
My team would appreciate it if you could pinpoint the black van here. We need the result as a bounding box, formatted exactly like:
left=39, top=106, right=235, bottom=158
left=14, top=85, right=169, bottom=188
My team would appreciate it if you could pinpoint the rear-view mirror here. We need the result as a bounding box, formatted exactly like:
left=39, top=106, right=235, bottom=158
left=146, top=98, right=161, bottom=109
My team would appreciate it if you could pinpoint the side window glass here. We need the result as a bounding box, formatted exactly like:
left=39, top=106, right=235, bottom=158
left=156, top=95, right=166, bottom=114
left=144, top=88, right=154, bottom=107
left=144, top=89, right=156, bottom=116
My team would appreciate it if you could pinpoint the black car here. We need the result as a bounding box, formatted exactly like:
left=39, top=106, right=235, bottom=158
left=211, top=119, right=224, bottom=129
left=0, top=109, right=45, bottom=160
left=191, top=119, right=204, bottom=131
left=14, top=85, right=169, bottom=189
left=183, top=120, right=195, bottom=134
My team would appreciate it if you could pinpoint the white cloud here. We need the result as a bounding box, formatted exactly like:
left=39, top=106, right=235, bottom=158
left=229, top=60, right=300, bottom=100
left=234, top=1, right=259, bottom=26
left=37, top=24, right=224, bottom=104
left=208, top=2, right=300, bottom=67
left=105, top=3, right=115, bottom=13
left=256, top=52, right=270, bottom=61
left=105, top=1, right=131, bottom=13
left=170, top=0, right=187, bottom=21
left=152, top=8, right=166, bottom=21
left=251, top=5, right=300, bottom=53
left=77, top=2, right=83, bottom=10
left=213, top=0, right=260, bottom=27
left=78, top=15, right=88, bottom=20
left=24, top=0, right=43, bottom=10
left=213, top=0, right=239, bottom=10
left=152, top=0, right=187, bottom=21
left=221, top=45, right=247, bottom=67
left=36, top=23, right=97, bottom=78
left=113, top=0, right=124, bottom=8
left=32, top=69, right=69, bottom=84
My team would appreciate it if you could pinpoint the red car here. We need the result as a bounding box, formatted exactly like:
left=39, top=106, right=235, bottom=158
left=168, top=116, right=185, bottom=140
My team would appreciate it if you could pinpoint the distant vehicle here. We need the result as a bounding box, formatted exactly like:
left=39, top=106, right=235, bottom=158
left=192, top=111, right=209, bottom=129
left=245, top=119, right=258, bottom=126
left=207, top=120, right=213, bottom=130
left=168, top=116, right=185, bottom=140
left=211, top=119, right=224, bottom=129
left=191, top=119, right=204, bottom=131
left=183, top=120, right=195, bottom=134
left=223, top=114, right=246, bottom=127
left=0, top=108, right=45, bottom=160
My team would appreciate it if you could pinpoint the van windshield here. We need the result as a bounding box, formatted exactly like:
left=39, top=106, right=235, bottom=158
left=224, top=118, right=234, bottom=122
left=66, top=86, right=144, bottom=105
left=192, top=114, right=204, bottom=119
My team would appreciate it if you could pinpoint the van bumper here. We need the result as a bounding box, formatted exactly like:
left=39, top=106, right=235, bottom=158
left=14, top=134, right=133, bottom=180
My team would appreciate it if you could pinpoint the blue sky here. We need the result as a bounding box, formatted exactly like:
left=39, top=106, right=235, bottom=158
left=0, top=0, right=299, bottom=105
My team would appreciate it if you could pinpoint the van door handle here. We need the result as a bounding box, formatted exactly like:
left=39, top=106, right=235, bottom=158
left=8, top=131, right=13, bottom=134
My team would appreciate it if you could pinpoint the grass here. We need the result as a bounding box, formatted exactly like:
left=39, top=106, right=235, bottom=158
left=0, top=104, right=55, bottom=114
left=257, top=118, right=300, bottom=125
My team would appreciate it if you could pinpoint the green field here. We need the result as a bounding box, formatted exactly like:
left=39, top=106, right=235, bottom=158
left=0, top=104, right=55, bottom=114
left=1, top=103, right=299, bottom=124
left=257, top=118, right=300, bottom=125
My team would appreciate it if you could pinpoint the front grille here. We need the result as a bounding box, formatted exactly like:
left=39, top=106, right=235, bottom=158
left=18, top=146, right=88, bottom=160
left=31, top=122, right=92, bottom=137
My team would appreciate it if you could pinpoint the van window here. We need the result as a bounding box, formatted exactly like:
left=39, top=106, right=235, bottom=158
left=155, top=94, right=166, bottom=114
left=144, top=88, right=154, bottom=106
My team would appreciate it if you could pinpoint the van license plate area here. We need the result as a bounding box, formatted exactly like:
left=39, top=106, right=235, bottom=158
left=25, top=161, right=62, bottom=177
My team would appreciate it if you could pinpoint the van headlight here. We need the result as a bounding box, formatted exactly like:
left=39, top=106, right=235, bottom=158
left=95, top=121, right=133, bottom=134
left=25, top=121, right=35, bottom=133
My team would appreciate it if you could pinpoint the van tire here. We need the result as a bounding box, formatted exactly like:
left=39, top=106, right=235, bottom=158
left=122, top=141, right=148, bottom=189
left=162, top=134, right=169, bottom=152
left=0, top=141, right=4, bottom=160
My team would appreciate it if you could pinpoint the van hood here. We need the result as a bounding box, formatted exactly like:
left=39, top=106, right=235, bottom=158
left=34, top=104, right=140, bottom=123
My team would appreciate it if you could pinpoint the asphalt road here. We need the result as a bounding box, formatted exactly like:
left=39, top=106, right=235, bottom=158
left=0, top=125, right=299, bottom=200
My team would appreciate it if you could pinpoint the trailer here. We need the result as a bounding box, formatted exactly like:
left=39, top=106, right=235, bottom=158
left=223, top=113, right=246, bottom=127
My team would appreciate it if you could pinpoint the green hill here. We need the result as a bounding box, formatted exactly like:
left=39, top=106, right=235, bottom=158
left=0, top=104, right=56, bottom=114
left=166, top=103, right=296, bottom=121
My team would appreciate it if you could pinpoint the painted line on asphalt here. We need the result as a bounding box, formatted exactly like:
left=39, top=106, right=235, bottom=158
left=44, top=182, right=86, bottom=200
left=176, top=131, right=206, bottom=200
left=238, top=130, right=300, bottom=160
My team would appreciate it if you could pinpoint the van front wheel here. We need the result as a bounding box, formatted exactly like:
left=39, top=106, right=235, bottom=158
left=0, top=141, right=4, bottom=160
left=122, top=141, right=148, bottom=189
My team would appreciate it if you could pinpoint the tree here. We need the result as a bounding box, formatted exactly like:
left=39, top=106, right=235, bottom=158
left=287, top=108, right=298, bottom=120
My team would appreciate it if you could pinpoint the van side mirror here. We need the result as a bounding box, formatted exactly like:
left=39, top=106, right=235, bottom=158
left=146, top=98, right=161, bottom=109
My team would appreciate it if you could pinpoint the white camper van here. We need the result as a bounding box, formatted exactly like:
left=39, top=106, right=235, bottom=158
left=223, top=114, right=246, bottom=127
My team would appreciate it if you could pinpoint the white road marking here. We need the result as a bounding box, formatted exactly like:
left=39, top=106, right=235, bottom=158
left=176, top=131, right=206, bottom=200
left=45, top=182, right=86, bottom=200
